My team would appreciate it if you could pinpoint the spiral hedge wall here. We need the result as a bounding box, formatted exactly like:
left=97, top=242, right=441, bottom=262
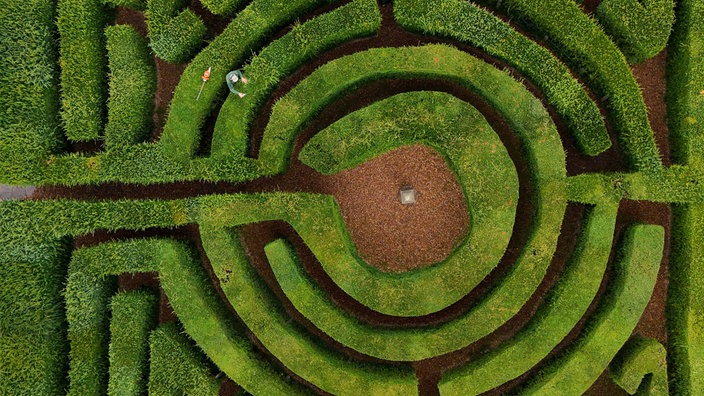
left=1, top=0, right=702, bottom=394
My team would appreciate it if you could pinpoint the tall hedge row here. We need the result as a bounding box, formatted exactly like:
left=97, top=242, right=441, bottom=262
left=0, top=0, right=64, bottom=185
left=484, top=0, right=662, bottom=172
left=0, top=239, right=71, bottom=395
left=66, top=239, right=163, bottom=394
left=666, top=0, right=704, bottom=168
left=105, top=25, right=157, bottom=149
left=157, top=0, right=341, bottom=161
left=666, top=1, right=704, bottom=394
left=210, top=0, right=381, bottom=164
left=0, top=198, right=187, bottom=249
left=146, top=0, right=206, bottom=63
left=609, top=336, right=669, bottom=394
left=157, top=235, right=310, bottom=395
left=439, top=203, right=618, bottom=394
left=199, top=225, right=419, bottom=395
left=393, top=0, right=611, bottom=156
left=199, top=0, right=244, bottom=16
left=596, top=0, right=675, bottom=64
left=108, top=290, right=160, bottom=396
left=148, top=324, right=222, bottom=396
left=103, top=0, right=146, bottom=10
left=57, top=0, right=110, bottom=141
left=519, top=225, right=664, bottom=395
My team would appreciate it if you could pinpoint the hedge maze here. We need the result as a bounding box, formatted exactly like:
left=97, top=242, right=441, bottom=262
left=1, top=0, right=703, bottom=394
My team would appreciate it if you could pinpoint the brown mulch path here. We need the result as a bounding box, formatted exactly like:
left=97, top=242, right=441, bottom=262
left=114, top=6, right=147, bottom=37
left=317, top=144, right=469, bottom=273
left=631, top=50, right=671, bottom=166
left=580, top=0, right=602, bottom=15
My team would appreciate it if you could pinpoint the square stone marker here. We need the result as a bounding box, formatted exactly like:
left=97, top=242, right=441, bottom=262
left=399, top=186, right=417, bottom=205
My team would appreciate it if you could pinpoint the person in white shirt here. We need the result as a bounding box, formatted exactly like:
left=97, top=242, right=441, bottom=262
left=226, top=70, right=249, bottom=98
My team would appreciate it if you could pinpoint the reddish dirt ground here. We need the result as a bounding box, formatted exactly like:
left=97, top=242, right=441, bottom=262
left=320, top=144, right=469, bottom=273
left=18, top=1, right=675, bottom=395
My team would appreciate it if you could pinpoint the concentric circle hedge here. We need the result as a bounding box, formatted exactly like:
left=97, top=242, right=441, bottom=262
left=1, top=0, right=703, bottom=395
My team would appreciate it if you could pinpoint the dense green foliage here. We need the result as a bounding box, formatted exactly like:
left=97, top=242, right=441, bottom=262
left=108, top=290, right=160, bottom=395
left=486, top=0, right=662, bottom=173
left=157, top=0, right=340, bottom=161
left=299, top=91, right=517, bottom=316
left=520, top=225, right=664, bottom=395
left=609, top=336, right=669, bottom=394
left=666, top=2, right=704, bottom=393
left=157, top=237, right=310, bottom=395
left=596, top=0, right=675, bottom=64
left=146, top=0, right=206, bottom=63
left=439, top=203, right=618, bottom=394
left=102, top=0, right=145, bottom=10
left=199, top=0, right=244, bottom=15
left=200, top=225, right=419, bottom=395
left=105, top=25, right=156, bottom=148
left=66, top=239, right=162, bottom=394
left=0, top=198, right=187, bottom=248
left=57, top=0, right=109, bottom=141
left=210, top=0, right=380, bottom=165
left=666, top=0, right=704, bottom=168
left=148, top=324, right=222, bottom=396
left=0, top=0, right=64, bottom=185
left=669, top=205, right=704, bottom=395
left=0, top=240, right=70, bottom=395
left=394, top=0, right=611, bottom=156
left=258, top=45, right=566, bottom=317
left=2, top=0, right=703, bottom=394
left=7, top=0, right=378, bottom=186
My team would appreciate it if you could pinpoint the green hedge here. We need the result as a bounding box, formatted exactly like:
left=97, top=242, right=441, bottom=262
left=666, top=0, right=704, bottom=168
left=519, top=224, right=664, bottom=395
left=146, top=0, right=206, bottom=63
left=39, top=143, right=204, bottom=185
left=298, top=91, right=517, bottom=317
left=59, top=239, right=300, bottom=395
left=157, top=236, right=310, bottom=395
left=105, top=25, right=156, bottom=149
left=439, top=203, right=618, bottom=394
left=199, top=225, right=419, bottom=395
left=57, top=0, right=109, bottom=141
left=157, top=0, right=337, bottom=161
left=0, top=239, right=70, bottom=395
left=596, top=0, right=675, bottom=64
left=0, top=198, right=188, bottom=248
left=148, top=323, right=222, bottom=396
left=263, top=91, right=519, bottom=360
left=103, top=0, right=146, bottom=10
left=199, top=0, right=244, bottom=15
left=66, top=256, right=117, bottom=395
left=609, top=336, right=668, bottom=394
left=210, top=0, right=381, bottom=168
left=666, top=2, right=704, bottom=394
left=0, top=0, right=64, bottom=185
left=9, top=0, right=376, bottom=185
left=566, top=166, right=704, bottom=205
left=108, top=290, right=159, bottom=396
left=255, top=44, right=566, bottom=316
left=485, top=0, right=662, bottom=173
left=668, top=204, right=704, bottom=395
left=66, top=239, right=166, bottom=395
left=393, top=0, right=611, bottom=156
